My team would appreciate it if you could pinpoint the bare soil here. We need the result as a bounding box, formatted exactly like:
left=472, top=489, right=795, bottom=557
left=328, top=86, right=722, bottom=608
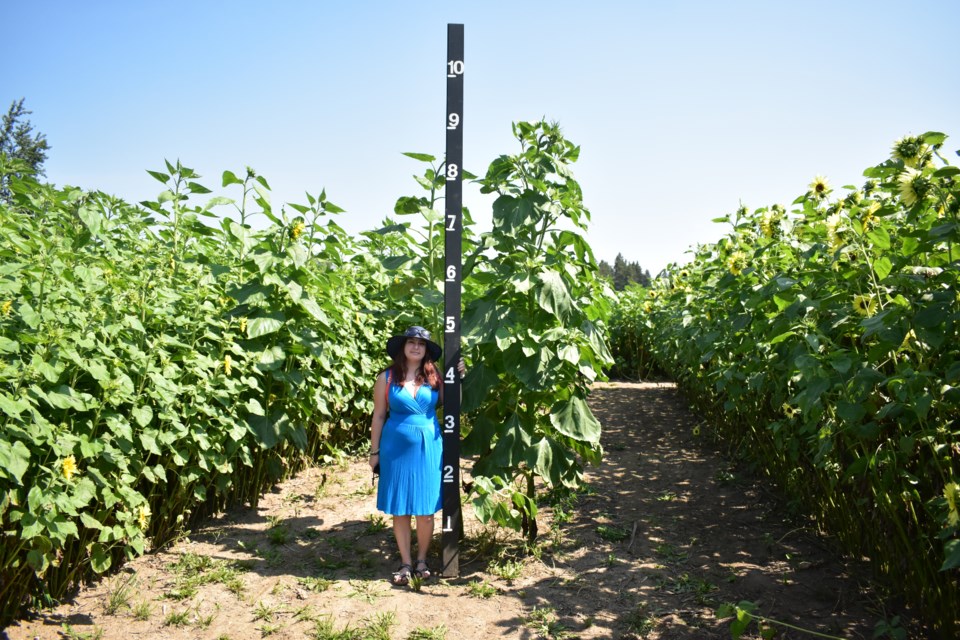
left=4, top=382, right=914, bottom=639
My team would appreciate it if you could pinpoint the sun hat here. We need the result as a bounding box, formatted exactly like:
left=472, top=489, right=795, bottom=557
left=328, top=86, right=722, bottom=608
left=386, top=326, right=442, bottom=361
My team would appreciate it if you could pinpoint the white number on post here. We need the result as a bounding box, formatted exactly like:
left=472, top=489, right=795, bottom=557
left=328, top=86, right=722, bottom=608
left=447, top=60, right=464, bottom=76
left=445, top=367, right=456, bottom=383
left=444, top=415, right=455, bottom=432
left=446, top=163, right=459, bottom=180
left=447, top=113, right=460, bottom=130
left=445, top=316, right=455, bottom=332
left=446, top=265, right=456, bottom=281
left=443, top=465, right=454, bottom=483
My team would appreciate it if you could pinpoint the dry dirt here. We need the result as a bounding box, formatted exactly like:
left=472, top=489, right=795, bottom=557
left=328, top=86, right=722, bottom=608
left=4, top=382, right=915, bottom=639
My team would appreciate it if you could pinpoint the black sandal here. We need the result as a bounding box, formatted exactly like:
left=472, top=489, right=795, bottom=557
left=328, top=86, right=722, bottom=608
left=391, top=564, right=412, bottom=586
left=414, top=559, right=432, bottom=580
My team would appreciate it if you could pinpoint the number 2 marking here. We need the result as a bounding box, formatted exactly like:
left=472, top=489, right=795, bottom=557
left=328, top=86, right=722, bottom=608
left=443, top=465, right=454, bottom=483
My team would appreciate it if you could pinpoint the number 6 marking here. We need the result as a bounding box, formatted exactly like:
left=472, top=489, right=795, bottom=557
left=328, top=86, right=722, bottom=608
left=446, top=265, right=456, bottom=281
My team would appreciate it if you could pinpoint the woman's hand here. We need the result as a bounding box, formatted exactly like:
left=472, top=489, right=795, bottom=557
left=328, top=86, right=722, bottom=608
left=369, top=452, right=380, bottom=472
left=457, top=358, right=466, bottom=380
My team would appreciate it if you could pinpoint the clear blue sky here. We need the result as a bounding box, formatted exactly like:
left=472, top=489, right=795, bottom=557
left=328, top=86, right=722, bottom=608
left=4, top=1, right=959, bottom=273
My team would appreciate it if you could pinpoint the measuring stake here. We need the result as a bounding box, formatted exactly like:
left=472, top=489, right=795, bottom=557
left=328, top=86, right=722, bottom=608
left=441, top=22, right=464, bottom=578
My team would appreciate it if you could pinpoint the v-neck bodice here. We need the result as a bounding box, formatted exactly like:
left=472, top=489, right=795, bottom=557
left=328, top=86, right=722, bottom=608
left=388, top=380, right=438, bottom=416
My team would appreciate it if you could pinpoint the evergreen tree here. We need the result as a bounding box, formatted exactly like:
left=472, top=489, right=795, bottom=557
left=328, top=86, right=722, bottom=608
left=1, top=98, right=50, bottom=200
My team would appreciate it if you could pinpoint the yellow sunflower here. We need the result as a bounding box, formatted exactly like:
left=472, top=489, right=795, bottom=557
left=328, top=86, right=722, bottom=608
left=1, top=300, right=11, bottom=316
left=137, top=504, right=152, bottom=531
left=290, top=220, right=305, bottom=240
left=898, top=167, right=925, bottom=207
left=809, top=175, right=831, bottom=200
left=759, top=209, right=777, bottom=238
left=727, top=251, right=748, bottom=276
left=61, top=455, right=78, bottom=482
left=862, top=201, right=880, bottom=228
left=853, top=294, right=878, bottom=317
left=825, top=213, right=843, bottom=251
left=891, top=135, right=928, bottom=168
left=223, top=354, right=233, bottom=376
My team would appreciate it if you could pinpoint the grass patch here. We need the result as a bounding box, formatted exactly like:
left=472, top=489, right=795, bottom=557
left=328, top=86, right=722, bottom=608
left=165, top=551, right=248, bottom=600
left=524, top=606, right=573, bottom=639
left=596, top=524, right=630, bottom=542
left=467, top=579, right=498, bottom=599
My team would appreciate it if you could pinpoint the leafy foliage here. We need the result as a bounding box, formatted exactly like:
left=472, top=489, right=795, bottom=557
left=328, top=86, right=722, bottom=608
left=0, top=120, right=612, bottom=622
left=609, top=132, right=959, bottom=633
left=461, top=120, right=613, bottom=542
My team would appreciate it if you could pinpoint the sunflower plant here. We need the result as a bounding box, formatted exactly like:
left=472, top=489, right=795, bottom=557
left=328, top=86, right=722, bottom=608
left=607, top=131, right=959, bottom=633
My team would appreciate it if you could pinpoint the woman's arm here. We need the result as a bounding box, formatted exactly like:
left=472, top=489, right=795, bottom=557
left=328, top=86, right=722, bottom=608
left=369, top=372, right=388, bottom=470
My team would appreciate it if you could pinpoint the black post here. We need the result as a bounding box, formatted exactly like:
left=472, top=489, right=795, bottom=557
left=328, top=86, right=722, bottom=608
left=441, top=22, right=464, bottom=578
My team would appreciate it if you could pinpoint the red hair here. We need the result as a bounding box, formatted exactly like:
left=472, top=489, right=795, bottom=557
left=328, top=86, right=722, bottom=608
left=388, top=346, right=441, bottom=390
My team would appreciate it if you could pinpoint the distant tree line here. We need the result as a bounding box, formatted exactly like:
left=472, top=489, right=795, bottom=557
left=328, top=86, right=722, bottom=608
left=598, top=253, right=651, bottom=290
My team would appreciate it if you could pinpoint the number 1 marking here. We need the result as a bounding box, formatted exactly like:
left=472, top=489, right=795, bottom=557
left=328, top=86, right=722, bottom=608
left=443, top=516, right=454, bottom=532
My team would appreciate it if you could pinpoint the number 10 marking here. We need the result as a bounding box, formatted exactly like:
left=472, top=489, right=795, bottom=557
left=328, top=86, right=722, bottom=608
left=447, top=60, right=464, bottom=77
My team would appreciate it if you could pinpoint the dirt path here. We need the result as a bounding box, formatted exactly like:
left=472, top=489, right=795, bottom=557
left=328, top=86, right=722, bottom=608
left=4, top=382, right=905, bottom=639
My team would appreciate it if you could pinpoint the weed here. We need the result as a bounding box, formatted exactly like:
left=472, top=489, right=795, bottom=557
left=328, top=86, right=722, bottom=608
left=408, top=624, right=448, bottom=639
left=656, top=491, right=678, bottom=502
left=347, top=579, right=386, bottom=604
left=103, top=573, right=136, bottom=615
left=267, top=516, right=289, bottom=545
left=132, top=600, right=152, bottom=621
left=596, top=525, right=630, bottom=542
left=466, top=580, right=497, bottom=599
left=165, top=551, right=247, bottom=600
left=259, top=622, right=281, bottom=637
left=163, top=609, right=191, bottom=627
left=717, top=601, right=846, bottom=640
left=488, top=558, right=524, bottom=580
left=196, top=611, right=217, bottom=629
left=298, top=575, right=334, bottom=592
left=408, top=573, right=424, bottom=592
left=653, top=542, right=687, bottom=562
left=253, top=600, right=277, bottom=622
left=524, top=606, right=572, bottom=639
left=623, top=601, right=657, bottom=637
left=364, top=513, right=388, bottom=535
left=605, top=552, right=618, bottom=568
left=362, top=611, right=396, bottom=639
left=59, top=624, right=104, bottom=640
left=293, top=604, right=317, bottom=622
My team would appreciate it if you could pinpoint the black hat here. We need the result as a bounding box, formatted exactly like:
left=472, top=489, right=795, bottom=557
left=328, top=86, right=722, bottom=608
left=386, top=326, right=442, bottom=361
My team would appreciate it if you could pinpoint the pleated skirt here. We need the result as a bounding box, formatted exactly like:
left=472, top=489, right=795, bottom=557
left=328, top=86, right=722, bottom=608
left=376, top=412, right=443, bottom=516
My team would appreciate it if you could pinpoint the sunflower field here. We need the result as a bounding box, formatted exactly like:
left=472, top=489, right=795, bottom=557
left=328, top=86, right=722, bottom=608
left=0, top=120, right=612, bottom=624
left=608, top=132, right=959, bottom=633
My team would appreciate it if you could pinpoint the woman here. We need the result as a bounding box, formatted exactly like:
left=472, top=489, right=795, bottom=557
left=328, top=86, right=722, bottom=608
left=368, top=326, right=465, bottom=585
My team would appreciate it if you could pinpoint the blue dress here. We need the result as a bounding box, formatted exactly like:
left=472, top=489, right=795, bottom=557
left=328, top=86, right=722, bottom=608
left=376, top=374, right=443, bottom=516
